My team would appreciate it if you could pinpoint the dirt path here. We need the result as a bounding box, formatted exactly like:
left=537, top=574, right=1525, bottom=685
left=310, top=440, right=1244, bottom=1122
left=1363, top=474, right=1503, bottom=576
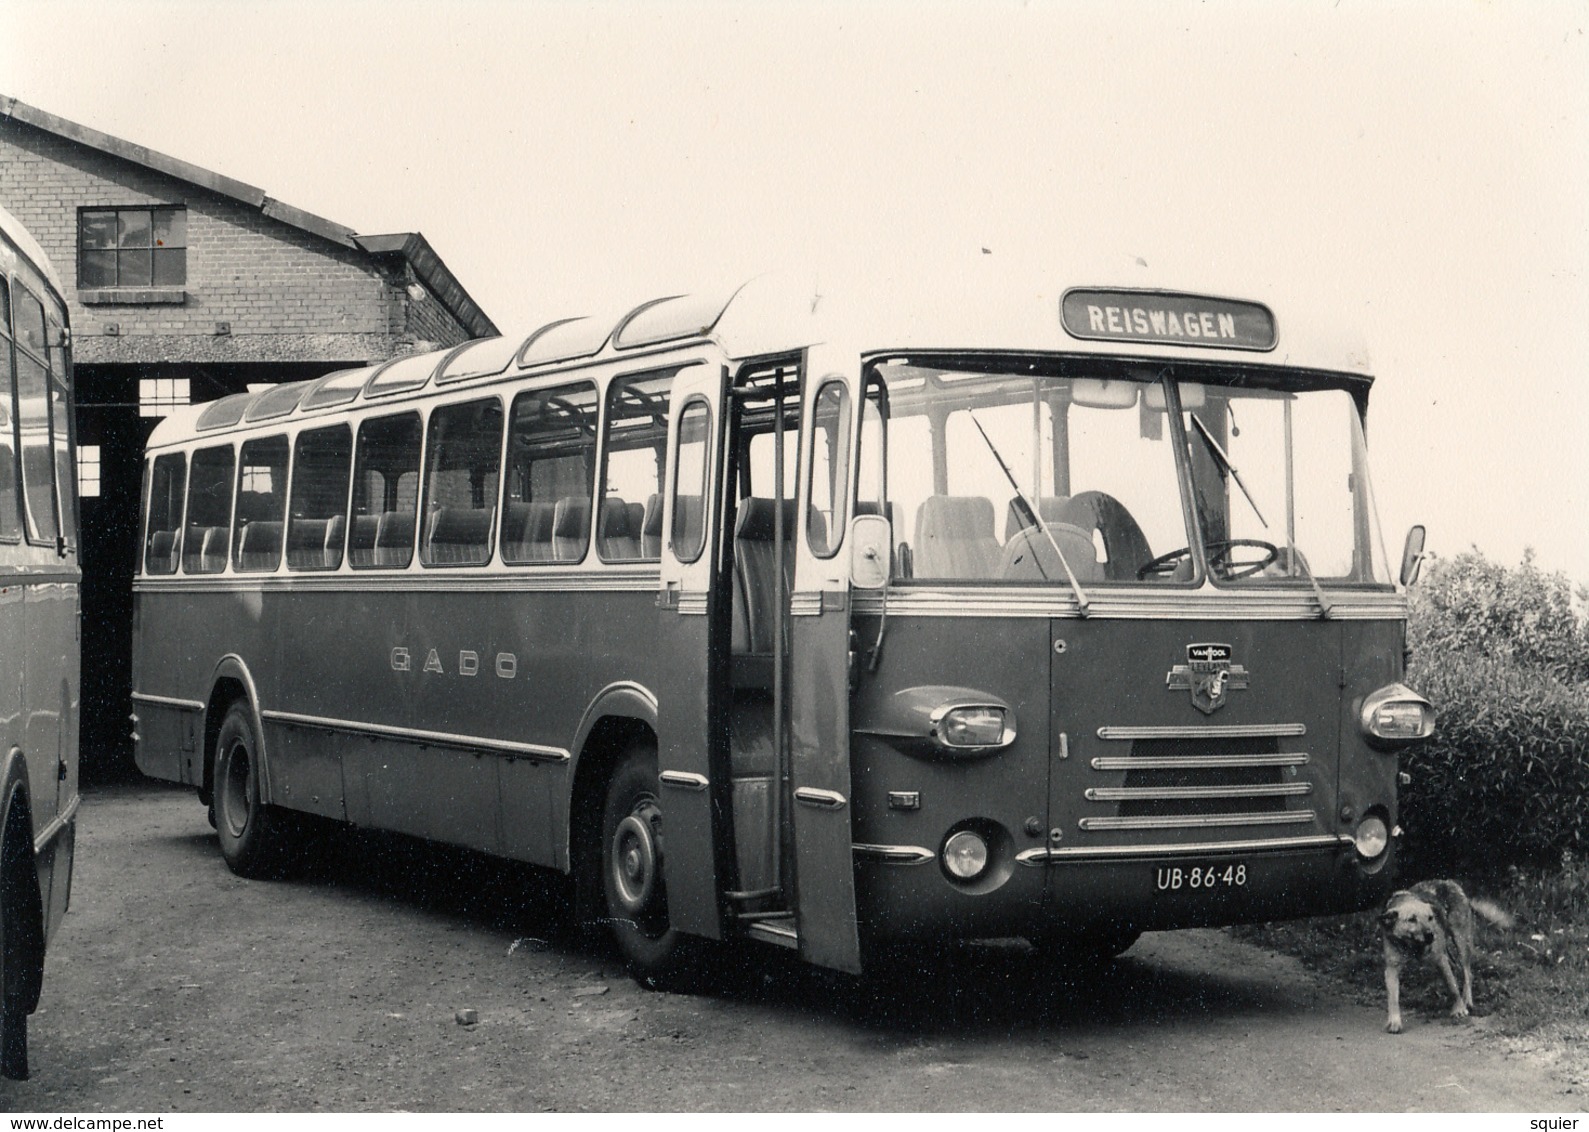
left=0, top=783, right=1576, bottom=1112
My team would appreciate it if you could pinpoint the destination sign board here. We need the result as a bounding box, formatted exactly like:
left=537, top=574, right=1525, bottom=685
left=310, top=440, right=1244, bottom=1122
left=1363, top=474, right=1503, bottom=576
left=1061, top=289, right=1277, bottom=352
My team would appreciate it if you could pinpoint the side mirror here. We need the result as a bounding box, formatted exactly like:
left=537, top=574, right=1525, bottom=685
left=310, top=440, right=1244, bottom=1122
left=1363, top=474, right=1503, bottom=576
left=848, top=514, right=891, bottom=589
left=1399, top=525, right=1427, bottom=587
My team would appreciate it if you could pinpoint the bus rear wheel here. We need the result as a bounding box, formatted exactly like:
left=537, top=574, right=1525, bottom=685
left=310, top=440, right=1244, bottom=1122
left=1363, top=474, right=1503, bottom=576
left=600, top=741, right=707, bottom=990
left=213, top=702, right=303, bottom=879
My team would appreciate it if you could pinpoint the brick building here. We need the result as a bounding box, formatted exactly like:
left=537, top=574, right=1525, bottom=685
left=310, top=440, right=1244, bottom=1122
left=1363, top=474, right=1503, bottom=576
left=0, top=95, right=497, bottom=778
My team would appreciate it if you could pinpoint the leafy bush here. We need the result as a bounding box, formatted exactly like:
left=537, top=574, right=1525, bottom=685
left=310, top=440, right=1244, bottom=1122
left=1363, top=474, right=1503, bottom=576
left=1399, top=551, right=1589, bottom=873
left=1409, top=548, right=1589, bottom=683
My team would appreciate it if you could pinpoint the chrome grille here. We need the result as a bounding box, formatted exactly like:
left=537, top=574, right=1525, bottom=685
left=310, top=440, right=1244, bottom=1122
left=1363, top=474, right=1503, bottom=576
left=1087, top=723, right=1314, bottom=832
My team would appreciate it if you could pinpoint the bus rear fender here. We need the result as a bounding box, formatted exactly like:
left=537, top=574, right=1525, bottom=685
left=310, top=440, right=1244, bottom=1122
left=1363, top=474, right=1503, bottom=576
left=565, top=682, right=659, bottom=913
left=202, top=657, right=272, bottom=808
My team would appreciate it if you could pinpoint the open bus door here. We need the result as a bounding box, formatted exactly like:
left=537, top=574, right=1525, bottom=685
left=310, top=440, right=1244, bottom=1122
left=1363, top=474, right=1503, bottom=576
left=653, top=361, right=730, bottom=942
left=786, top=350, right=864, bottom=973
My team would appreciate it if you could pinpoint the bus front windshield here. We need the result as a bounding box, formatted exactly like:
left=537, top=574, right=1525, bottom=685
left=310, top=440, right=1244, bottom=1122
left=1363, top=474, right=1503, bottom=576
left=865, top=359, right=1390, bottom=588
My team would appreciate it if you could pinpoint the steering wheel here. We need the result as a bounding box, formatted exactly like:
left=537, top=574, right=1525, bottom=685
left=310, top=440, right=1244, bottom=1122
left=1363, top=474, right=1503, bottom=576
left=1136, top=538, right=1280, bottom=581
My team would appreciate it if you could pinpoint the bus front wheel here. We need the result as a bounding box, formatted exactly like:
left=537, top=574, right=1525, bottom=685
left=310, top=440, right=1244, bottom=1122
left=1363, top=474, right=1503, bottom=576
left=213, top=703, right=300, bottom=879
left=600, top=741, right=707, bottom=990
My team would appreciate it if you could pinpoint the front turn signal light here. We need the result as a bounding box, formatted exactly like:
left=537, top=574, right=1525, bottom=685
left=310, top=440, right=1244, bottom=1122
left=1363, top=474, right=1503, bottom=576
left=1360, top=683, right=1435, bottom=747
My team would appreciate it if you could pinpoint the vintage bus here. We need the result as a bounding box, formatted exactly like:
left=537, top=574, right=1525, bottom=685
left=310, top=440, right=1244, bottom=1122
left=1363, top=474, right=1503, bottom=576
left=0, top=203, right=80, bottom=1077
left=131, top=272, right=1432, bottom=987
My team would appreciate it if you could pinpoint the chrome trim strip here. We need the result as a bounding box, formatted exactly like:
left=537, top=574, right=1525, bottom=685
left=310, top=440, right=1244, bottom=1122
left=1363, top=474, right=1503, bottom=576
left=853, top=843, right=936, bottom=865
left=1079, top=811, right=1315, bottom=832
left=259, top=709, right=571, bottom=763
left=1097, top=723, right=1307, bottom=741
left=659, top=770, right=709, bottom=792
left=745, top=920, right=800, bottom=949
left=1084, top=783, right=1313, bottom=802
left=131, top=691, right=206, bottom=712
left=33, top=794, right=80, bottom=856
left=1092, top=753, right=1310, bottom=771
left=793, top=787, right=847, bottom=810
left=1016, top=832, right=1352, bottom=865
left=789, top=591, right=823, bottom=617
left=677, top=592, right=708, bottom=615
left=850, top=588, right=1406, bottom=621
left=135, top=568, right=659, bottom=595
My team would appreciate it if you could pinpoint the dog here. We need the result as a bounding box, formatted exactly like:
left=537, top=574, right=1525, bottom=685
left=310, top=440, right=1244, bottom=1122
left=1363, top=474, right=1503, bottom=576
left=1382, top=879, right=1513, bottom=1033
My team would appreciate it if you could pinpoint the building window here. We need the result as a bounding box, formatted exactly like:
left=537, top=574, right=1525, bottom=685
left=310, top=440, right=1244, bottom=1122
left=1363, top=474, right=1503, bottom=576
left=139, top=377, right=191, bottom=418
left=80, top=206, right=187, bottom=289
left=77, top=444, right=101, bottom=498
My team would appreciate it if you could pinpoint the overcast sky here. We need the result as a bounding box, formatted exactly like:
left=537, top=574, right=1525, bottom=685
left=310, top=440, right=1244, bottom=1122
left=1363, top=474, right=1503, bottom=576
left=3, top=0, right=1586, bottom=584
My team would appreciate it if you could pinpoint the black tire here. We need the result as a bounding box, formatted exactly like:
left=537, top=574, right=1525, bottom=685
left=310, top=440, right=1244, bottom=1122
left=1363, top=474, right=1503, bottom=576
left=600, top=740, right=708, bottom=990
left=213, top=702, right=303, bottom=879
left=0, top=789, right=41, bottom=1081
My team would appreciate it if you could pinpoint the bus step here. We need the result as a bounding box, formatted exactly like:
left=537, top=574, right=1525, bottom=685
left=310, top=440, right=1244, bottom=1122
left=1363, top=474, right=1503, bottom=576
left=743, top=915, right=799, bottom=950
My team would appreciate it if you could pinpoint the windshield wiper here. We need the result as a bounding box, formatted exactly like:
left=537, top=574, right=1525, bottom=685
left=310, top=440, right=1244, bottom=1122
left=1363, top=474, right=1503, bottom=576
left=1189, top=412, right=1331, bottom=618
left=968, top=412, right=1090, bottom=617
left=1190, top=414, right=1267, bottom=527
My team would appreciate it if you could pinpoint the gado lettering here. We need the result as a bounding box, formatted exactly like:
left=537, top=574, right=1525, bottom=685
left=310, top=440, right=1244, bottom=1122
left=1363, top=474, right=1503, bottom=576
left=390, top=646, right=521, bottom=679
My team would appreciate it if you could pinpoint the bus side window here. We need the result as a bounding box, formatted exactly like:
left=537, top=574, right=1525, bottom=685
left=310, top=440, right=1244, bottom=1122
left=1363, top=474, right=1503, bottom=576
left=502, top=382, right=598, bottom=565
left=350, top=413, right=421, bottom=570
left=0, top=279, right=17, bottom=541
left=143, top=453, right=186, bottom=575
left=232, top=435, right=289, bottom=573
left=671, top=398, right=711, bottom=563
left=182, top=445, right=235, bottom=574
left=13, top=287, right=57, bottom=546
left=805, top=380, right=851, bottom=558
left=421, top=398, right=502, bottom=568
left=599, top=371, right=673, bottom=565
left=287, top=425, right=352, bottom=571
left=47, top=314, right=74, bottom=547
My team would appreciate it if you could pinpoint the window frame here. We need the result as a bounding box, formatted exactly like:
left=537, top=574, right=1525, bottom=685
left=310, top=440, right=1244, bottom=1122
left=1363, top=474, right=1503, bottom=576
left=78, top=205, right=188, bottom=292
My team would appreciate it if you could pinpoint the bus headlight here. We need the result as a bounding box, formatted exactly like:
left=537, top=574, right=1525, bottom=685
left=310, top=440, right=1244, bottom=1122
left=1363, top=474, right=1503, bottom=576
left=942, top=830, right=991, bottom=880
left=931, top=705, right=1014, bottom=751
left=1360, top=683, right=1435, bottom=748
left=1354, top=814, right=1389, bottom=859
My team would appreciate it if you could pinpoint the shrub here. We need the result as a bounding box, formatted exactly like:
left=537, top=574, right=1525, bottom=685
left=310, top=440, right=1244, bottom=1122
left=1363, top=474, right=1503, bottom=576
left=1399, top=550, right=1589, bottom=874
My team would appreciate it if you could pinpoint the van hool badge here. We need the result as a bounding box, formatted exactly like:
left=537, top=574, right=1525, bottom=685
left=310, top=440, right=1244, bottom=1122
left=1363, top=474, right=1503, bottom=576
left=1167, top=643, right=1249, bottom=714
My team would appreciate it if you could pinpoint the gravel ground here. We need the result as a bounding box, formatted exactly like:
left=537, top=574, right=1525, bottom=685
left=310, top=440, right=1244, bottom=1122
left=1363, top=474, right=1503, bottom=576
left=0, top=781, right=1575, bottom=1112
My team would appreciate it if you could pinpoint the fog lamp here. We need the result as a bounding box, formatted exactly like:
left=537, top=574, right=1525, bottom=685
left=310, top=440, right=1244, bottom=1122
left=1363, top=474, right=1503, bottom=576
left=943, top=830, right=990, bottom=879
left=1354, top=814, right=1389, bottom=859
left=935, top=706, right=1009, bottom=749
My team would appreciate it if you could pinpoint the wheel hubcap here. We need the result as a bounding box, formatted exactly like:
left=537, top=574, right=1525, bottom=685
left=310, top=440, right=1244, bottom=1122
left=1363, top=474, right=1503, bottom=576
left=610, top=802, right=661, bottom=917
left=221, top=741, right=252, bottom=838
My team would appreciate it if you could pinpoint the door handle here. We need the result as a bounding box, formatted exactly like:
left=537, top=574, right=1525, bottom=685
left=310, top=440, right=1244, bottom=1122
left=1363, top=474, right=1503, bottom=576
left=793, top=787, right=847, bottom=811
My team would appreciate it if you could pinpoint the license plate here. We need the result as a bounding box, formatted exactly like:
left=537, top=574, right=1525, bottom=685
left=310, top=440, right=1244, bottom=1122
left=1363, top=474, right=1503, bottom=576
left=1153, top=861, right=1248, bottom=893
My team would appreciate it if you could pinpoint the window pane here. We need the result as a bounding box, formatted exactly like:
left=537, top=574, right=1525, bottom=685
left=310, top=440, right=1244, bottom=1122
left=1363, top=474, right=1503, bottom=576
left=671, top=400, right=711, bottom=563
left=117, top=210, right=152, bottom=248
left=80, top=250, right=115, bottom=289
left=50, top=379, right=74, bottom=544
left=288, top=426, right=352, bottom=571
left=13, top=291, right=45, bottom=357
left=0, top=278, right=10, bottom=337
left=16, top=340, right=56, bottom=544
left=183, top=445, right=235, bottom=574
left=421, top=399, right=503, bottom=567
left=233, top=436, right=289, bottom=572
left=76, top=444, right=99, bottom=503
left=118, top=250, right=152, bottom=287
left=143, top=454, right=186, bottom=575
left=153, top=209, right=186, bottom=248
left=599, top=372, right=673, bottom=566
left=81, top=212, right=117, bottom=249
left=152, top=248, right=186, bottom=287
left=502, top=382, right=597, bottom=564
left=806, top=381, right=850, bottom=558
left=350, top=413, right=421, bottom=569
left=0, top=317, right=16, bottom=537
